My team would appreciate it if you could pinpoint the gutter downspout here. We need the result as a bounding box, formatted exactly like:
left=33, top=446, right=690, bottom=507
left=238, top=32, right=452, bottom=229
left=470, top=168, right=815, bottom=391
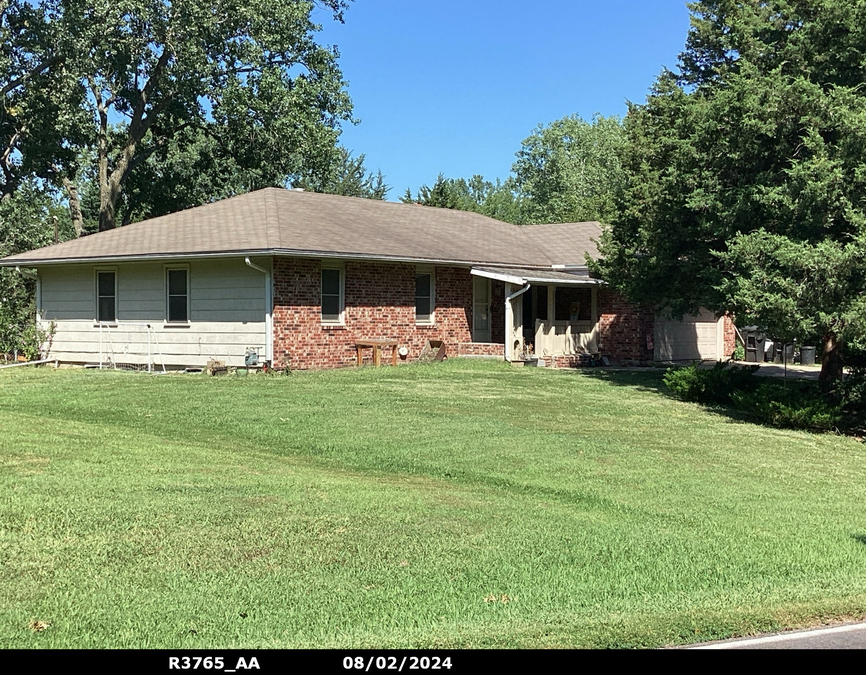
left=504, top=283, right=530, bottom=362
left=244, top=257, right=273, bottom=364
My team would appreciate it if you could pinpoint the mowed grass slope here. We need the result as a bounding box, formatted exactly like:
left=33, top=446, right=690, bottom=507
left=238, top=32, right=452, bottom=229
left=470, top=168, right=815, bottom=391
left=1, top=360, right=864, bottom=648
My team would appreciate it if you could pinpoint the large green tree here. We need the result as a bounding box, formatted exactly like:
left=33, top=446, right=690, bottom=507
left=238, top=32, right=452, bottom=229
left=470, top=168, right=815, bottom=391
left=2, top=0, right=353, bottom=231
left=407, top=114, right=625, bottom=226
left=597, top=0, right=866, bottom=391
left=1, top=0, right=90, bottom=219
left=510, top=114, right=626, bottom=225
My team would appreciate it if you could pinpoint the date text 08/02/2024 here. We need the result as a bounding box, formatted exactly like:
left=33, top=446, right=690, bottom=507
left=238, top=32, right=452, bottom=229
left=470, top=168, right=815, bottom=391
left=343, top=656, right=453, bottom=671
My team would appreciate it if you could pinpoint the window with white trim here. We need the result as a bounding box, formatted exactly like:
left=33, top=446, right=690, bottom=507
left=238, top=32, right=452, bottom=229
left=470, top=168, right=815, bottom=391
left=96, top=270, right=116, bottom=323
left=166, top=268, right=189, bottom=322
left=415, top=269, right=434, bottom=323
left=321, top=266, right=344, bottom=323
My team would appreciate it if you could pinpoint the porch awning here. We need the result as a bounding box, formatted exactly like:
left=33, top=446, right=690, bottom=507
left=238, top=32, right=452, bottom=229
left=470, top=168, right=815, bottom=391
left=470, top=266, right=601, bottom=286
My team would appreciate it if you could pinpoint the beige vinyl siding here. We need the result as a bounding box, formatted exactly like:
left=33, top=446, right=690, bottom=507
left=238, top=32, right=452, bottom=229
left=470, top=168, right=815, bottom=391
left=190, top=260, right=265, bottom=323
left=39, top=258, right=270, bottom=368
left=117, top=264, right=163, bottom=320
left=40, top=265, right=95, bottom=320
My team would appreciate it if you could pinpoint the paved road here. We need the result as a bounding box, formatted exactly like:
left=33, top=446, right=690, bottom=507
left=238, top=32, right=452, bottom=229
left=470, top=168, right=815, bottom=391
left=689, top=622, right=866, bottom=649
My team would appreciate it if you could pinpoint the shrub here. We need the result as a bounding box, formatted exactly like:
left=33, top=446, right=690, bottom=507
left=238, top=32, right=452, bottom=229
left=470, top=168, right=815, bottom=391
left=663, top=362, right=760, bottom=406
left=837, top=367, right=866, bottom=433
left=664, top=363, right=847, bottom=432
left=731, top=382, right=842, bottom=432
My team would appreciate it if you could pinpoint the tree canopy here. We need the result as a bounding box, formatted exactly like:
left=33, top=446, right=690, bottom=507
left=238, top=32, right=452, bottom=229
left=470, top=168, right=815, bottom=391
left=510, top=114, right=625, bottom=225
left=401, top=173, right=522, bottom=223
left=294, top=147, right=388, bottom=200
left=596, top=0, right=866, bottom=390
left=405, top=114, right=624, bottom=226
left=1, top=0, right=354, bottom=230
left=0, top=182, right=74, bottom=357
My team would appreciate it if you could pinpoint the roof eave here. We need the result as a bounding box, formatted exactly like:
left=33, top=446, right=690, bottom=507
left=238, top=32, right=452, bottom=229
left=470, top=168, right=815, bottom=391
left=471, top=267, right=604, bottom=286
left=0, top=247, right=570, bottom=269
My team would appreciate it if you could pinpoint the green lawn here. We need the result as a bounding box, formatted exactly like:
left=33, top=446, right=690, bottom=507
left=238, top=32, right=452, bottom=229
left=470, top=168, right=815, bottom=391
left=1, top=360, right=865, bottom=648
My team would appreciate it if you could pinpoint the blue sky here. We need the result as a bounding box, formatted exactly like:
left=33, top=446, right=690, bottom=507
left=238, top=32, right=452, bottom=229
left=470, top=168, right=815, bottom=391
left=315, top=1, right=693, bottom=200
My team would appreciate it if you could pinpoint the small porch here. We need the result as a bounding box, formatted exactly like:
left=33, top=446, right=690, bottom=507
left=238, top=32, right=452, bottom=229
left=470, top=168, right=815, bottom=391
left=470, top=267, right=603, bottom=364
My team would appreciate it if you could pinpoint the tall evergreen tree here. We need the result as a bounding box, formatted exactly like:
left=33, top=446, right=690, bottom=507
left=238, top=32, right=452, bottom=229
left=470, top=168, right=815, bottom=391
left=401, top=174, right=523, bottom=224
left=597, top=0, right=866, bottom=391
left=294, top=147, right=388, bottom=200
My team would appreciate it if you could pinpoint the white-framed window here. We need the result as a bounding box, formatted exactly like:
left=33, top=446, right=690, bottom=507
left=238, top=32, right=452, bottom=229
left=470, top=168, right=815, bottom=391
left=95, top=268, right=117, bottom=323
left=415, top=268, right=435, bottom=324
left=321, top=263, right=344, bottom=324
left=165, top=266, right=190, bottom=323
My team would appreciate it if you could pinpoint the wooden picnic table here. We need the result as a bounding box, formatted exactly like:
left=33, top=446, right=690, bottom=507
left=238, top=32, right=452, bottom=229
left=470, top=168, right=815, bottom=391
left=355, top=339, right=399, bottom=367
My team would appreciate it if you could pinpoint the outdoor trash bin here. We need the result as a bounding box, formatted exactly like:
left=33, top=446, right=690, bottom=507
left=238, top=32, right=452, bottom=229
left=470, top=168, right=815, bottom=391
left=773, top=343, right=795, bottom=364
left=800, top=346, right=816, bottom=366
left=744, top=329, right=765, bottom=363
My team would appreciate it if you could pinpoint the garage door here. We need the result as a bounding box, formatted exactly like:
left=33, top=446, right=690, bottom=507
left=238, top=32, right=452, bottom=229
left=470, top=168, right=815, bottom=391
left=654, top=308, right=722, bottom=362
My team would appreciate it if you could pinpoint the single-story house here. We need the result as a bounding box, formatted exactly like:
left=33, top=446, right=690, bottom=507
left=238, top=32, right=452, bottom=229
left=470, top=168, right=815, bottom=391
left=0, top=187, right=735, bottom=370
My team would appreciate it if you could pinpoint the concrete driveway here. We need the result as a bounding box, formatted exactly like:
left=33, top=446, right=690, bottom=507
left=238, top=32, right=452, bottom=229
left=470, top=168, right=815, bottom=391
left=748, top=362, right=821, bottom=380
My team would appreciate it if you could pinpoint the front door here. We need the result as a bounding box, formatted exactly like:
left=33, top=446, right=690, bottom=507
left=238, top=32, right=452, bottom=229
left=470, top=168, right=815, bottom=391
left=473, top=276, right=491, bottom=342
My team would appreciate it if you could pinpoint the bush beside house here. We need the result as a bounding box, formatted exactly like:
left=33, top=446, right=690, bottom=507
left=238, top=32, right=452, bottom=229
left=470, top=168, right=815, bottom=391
left=664, top=363, right=864, bottom=434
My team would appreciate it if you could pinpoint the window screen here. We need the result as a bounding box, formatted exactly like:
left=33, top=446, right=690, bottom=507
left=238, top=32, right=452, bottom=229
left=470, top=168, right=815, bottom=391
left=321, top=268, right=342, bottom=321
left=97, top=271, right=116, bottom=322
left=167, top=269, right=188, bottom=322
left=415, top=273, right=432, bottom=322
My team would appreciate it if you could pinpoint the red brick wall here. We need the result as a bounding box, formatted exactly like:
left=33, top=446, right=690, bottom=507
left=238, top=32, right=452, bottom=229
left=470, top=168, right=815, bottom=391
left=549, top=354, right=594, bottom=368
left=597, top=288, right=655, bottom=363
left=272, top=258, right=674, bottom=369
left=272, top=258, right=476, bottom=370
left=723, top=313, right=737, bottom=359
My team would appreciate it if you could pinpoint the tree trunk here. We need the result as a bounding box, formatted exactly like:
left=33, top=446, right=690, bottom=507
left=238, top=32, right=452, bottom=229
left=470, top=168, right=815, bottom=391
left=1, top=128, right=23, bottom=200
left=98, top=190, right=116, bottom=231
left=98, top=168, right=129, bottom=231
left=818, top=333, right=844, bottom=394
left=98, top=140, right=138, bottom=231
left=62, top=178, right=84, bottom=237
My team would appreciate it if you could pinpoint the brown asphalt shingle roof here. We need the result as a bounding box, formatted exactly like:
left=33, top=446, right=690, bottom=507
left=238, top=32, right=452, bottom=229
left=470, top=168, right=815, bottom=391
left=521, top=221, right=602, bottom=265
left=0, top=187, right=603, bottom=268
